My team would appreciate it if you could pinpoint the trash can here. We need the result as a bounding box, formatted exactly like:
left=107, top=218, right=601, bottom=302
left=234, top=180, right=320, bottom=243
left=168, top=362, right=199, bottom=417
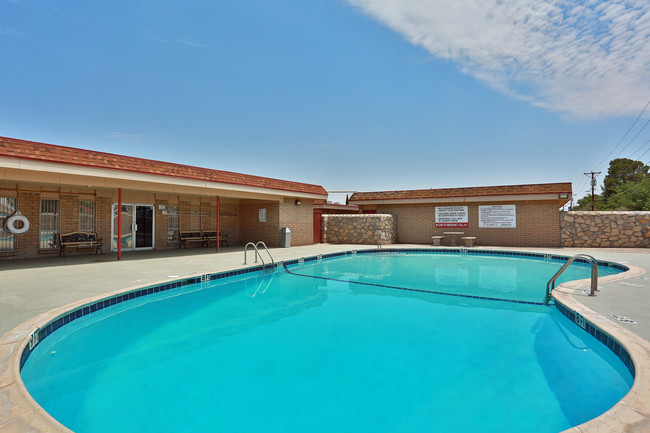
left=280, top=227, right=291, bottom=248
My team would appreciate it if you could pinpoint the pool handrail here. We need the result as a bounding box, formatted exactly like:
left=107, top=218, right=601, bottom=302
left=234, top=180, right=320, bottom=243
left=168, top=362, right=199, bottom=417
left=243, top=241, right=275, bottom=272
left=546, top=253, right=598, bottom=304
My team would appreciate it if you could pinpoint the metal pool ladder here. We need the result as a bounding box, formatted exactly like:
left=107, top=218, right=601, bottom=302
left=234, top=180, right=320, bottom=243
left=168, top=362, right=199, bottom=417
left=545, top=253, right=598, bottom=304
left=244, top=241, right=275, bottom=272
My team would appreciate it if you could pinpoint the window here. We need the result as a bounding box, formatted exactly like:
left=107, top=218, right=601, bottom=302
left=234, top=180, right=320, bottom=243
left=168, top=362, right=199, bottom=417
left=0, top=198, right=17, bottom=252
left=39, top=199, right=60, bottom=249
left=79, top=200, right=95, bottom=232
left=167, top=205, right=179, bottom=243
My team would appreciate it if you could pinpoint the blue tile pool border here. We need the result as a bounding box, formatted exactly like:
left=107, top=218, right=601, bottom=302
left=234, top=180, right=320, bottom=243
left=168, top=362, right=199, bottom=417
left=19, top=263, right=267, bottom=370
left=19, top=248, right=632, bottom=379
left=555, top=299, right=635, bottom=377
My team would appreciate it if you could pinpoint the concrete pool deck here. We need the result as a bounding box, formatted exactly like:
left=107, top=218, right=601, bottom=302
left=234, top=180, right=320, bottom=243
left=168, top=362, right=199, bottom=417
left=2, top=244, right=650, bottom=432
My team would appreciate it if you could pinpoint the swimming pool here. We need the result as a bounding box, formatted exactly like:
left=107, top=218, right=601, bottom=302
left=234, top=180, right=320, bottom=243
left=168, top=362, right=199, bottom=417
left=19, top=249, right=633, bottom=433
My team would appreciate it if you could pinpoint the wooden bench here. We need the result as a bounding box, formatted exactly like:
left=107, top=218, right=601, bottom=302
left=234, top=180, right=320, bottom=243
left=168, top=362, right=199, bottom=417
left=59, top=232, right=103, bottom=257
left=202, top=231, right=229, bottom=247
left=461, top=236, right=477, bottom=247
left=179, top=231, right=204, bottom=249
left=431, top=236, right=445, bottom=246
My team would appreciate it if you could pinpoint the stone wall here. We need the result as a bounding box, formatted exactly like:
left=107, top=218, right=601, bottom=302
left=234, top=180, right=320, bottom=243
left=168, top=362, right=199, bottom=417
left=322, top=214, right=396, bottom=245
left=560, top=211, right=650, bottom=248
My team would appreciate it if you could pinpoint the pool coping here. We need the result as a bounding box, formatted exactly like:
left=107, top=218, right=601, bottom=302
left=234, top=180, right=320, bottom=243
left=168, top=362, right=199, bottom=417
left=1, top=248, right=649, bottom=432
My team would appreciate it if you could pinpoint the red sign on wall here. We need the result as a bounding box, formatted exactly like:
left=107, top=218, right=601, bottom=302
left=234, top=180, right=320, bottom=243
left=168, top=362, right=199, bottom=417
left=435, top=206, right=468, bottom=228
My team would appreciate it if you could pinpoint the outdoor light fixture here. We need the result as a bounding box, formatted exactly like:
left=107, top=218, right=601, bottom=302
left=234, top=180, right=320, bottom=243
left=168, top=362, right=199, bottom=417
left=295, top=200, right=302, bottom=206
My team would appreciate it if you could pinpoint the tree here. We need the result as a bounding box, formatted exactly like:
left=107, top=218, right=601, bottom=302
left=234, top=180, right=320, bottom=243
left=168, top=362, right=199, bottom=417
left=604, top=179, right=650, bottom=211
left=573, top=193, right=605, bottom=211
left=602, top=158, right=649, bottom=199
left=574, top=158, right=650, bottom=211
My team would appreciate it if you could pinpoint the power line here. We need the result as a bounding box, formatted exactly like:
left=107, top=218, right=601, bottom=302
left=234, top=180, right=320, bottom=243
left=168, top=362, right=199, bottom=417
left=628, top=138, right=650, bottom=160
left=577, top=100, right=650, bottom=202
left=634, top=145, right=650, bottom=162
left=599, top=117, right=650, bottom=168
left=591, top=100, right=650, bottom=171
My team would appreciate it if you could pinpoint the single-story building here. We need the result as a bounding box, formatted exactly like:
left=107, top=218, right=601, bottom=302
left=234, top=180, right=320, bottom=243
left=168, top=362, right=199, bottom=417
left=0, top=137, right=327, bottom=259
left=349, top=183, right=572, bottom=247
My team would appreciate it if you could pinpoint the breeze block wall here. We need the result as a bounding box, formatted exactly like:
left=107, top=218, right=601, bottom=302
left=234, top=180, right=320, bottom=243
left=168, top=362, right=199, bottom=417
left=561, top=211, right=650, bottom=248
left=322, top=214, right=397, bottom=245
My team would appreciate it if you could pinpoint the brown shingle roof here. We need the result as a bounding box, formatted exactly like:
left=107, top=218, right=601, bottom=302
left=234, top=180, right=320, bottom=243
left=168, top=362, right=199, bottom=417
left=349, top=183, right=572, bottom=201
left=0, top=136, right=327, bottom=196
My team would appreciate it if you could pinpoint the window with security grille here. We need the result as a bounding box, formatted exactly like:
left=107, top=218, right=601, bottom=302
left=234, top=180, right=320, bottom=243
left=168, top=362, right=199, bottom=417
left=167, top=205, right=179, bottom=242
left=40, top=199, right=60, bottom=249
left=79, top=201, right=95, bottom=232
left=0, top=198, right=17, bottom=252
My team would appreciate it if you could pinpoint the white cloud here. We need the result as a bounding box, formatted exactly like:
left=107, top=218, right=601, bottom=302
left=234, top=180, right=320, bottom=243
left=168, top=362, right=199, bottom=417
left=347, top=0, right=650, bottom=118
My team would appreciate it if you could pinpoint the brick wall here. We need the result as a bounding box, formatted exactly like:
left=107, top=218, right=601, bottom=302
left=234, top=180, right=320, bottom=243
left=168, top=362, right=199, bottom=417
left=0, top=186, right=114, bottom=259
left=15, top=191, right=39, bottom=258
left=561, top=211, right=650, bottom=247
left=0, top=182, right=318, bottom=259
left=219, top=202, right=240, bottom=246
left=239, top=202, right=280, bottom=247
left=279, top=199, right=314, bottom=246
left=358, top=201, right=562, bottom=247
left=96, top=196, right=112, bottom=252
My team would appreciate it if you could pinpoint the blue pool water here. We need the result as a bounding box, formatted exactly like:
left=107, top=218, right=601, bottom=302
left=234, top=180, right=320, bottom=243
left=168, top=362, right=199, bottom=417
left=21, top=251, right=632, bottom=433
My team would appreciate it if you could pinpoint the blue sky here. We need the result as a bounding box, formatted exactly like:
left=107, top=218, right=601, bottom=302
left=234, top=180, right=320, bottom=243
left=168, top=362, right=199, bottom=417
left=2, top=0, right=650, bottom=204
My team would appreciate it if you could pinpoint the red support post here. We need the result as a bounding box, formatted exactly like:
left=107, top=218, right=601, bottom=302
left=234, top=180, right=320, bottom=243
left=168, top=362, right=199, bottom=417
left=117, top=188, right=122, bottom=261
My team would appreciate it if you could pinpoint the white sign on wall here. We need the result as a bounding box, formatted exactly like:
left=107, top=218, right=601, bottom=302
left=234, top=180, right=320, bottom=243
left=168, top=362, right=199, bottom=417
left=479, top=205, right=516, bottom=228
left=435, top=206, right=468, bottom=228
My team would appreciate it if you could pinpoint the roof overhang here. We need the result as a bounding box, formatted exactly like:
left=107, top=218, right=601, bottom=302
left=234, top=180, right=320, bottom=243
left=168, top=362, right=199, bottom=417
left=314, top=203, right=360, bottom=211
left=0, top=157, right=327, bottom=201
left=351, top=193, right=572, bottom=206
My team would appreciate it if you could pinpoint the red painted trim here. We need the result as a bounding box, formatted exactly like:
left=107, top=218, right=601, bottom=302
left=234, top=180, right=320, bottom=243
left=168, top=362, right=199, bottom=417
left=216, top=196, right=220, bottom=253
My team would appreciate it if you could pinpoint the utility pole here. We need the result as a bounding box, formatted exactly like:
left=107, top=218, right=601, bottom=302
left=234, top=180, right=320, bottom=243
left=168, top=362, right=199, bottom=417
left=584, top=171, right=601, bottom=211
